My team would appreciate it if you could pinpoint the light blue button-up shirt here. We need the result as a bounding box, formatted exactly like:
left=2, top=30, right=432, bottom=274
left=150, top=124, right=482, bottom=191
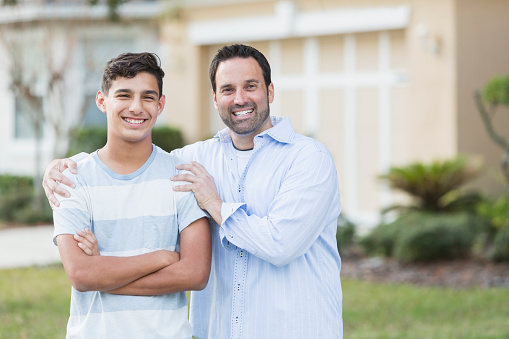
left=173, top=116, right=343, bottom=339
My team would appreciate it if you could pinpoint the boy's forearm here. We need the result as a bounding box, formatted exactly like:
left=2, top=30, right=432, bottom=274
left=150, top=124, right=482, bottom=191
left=107, top=257, right=210, bottom=295
left=60, top=233, right=178, bottom=292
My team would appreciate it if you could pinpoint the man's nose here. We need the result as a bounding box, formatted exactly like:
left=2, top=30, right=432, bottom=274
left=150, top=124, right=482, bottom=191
left=233, top=89, right=248, bottom=105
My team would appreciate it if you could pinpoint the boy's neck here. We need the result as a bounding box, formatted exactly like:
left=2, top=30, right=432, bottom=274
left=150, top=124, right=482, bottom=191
left=98, top=138, right=154, bottom=175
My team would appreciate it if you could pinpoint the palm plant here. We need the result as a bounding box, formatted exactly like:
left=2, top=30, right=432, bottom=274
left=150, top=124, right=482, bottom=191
left=380, top=157, right=481, bottom=213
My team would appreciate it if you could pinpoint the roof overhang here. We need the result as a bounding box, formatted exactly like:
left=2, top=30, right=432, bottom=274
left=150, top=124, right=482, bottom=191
left=188, top=2, right=411, bottom=45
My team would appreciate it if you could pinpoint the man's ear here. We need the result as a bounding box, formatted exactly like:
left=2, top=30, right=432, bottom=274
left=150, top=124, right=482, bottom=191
left=212, top=90, right=218, bottom=110
left=267, top=83, right=274, bottom=104
left=96, top=91, right=107, bottom=113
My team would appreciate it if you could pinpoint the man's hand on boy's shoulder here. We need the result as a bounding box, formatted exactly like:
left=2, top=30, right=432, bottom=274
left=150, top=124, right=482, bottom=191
left=43, top=158, right=78, bottom=209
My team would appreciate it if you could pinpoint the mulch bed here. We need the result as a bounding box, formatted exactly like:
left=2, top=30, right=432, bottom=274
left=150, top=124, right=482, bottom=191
left=341, top=255, right=509, bottom=288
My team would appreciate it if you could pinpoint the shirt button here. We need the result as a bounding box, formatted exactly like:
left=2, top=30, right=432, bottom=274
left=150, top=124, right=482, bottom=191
left=240, top=251, right=244, bottom=257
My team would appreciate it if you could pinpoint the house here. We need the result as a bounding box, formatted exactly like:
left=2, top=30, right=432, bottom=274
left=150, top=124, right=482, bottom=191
left=1, top=0, right=508, bottom=227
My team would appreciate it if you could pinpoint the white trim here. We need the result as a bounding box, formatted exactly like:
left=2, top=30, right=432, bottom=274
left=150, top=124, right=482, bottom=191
left=303, top=37, right=320, bottom=137
left=0, top=2, right=161, bottom=24
left=269, top=41, right=283, bottom=116
left=344, top=34, right=357, bottom=213
left=188, top=2, right=410, bottom=45
left=378, top=32, right=393, bottom=209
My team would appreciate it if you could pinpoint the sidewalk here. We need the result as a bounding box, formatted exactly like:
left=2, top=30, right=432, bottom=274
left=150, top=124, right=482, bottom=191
left=0, top=225, right=61, bottom=269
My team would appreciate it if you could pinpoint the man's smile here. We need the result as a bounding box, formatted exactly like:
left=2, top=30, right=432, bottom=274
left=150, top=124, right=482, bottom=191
left=232, top=109, right=253, bottom=117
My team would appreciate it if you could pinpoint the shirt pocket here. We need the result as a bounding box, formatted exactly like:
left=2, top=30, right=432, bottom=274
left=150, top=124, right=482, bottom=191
left=143, top=216, right=178, bottom=251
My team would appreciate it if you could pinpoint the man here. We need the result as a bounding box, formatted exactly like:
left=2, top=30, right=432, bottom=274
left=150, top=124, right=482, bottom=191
left=52, top=52, right=211, bottom=338
left=45, top=44, right=343, bottom=338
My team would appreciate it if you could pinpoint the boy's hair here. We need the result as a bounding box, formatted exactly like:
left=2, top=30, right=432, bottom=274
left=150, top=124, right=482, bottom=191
left=102, top=52, right=165, bottom=97
left=209, top=44, right=271, bottom=92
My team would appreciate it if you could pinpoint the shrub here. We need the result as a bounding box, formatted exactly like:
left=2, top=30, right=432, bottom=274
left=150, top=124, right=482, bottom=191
left=360, top=211, right=479, bottom=262
left=394, top=220, right=474, bottom=263
left=359, top=221, right=401, bottom=257
left=379, top=157, right=481, bottom=213
left=152, top=126, right=185, bottom=152
left=336, top=215, right=356, bottom=255
left=477, top=195, right=509, bottom=231
left=492, top=226, right=509, bottom=262
left=0, top=175, right=52, bottom=225
left=67, top=125, right=185, bottom=157
left=66, top=126, right=107, bottom=157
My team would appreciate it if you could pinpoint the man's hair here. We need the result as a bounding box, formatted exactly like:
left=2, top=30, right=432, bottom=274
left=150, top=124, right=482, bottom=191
left=102, top=52, right=165, bottom=97
left=209, top=44, right=271, bottom=92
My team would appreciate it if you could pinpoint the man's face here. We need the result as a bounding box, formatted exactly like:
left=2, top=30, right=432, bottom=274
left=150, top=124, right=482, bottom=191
left=213, top=57, right=274, bottom=138
left=96, top=72, right=165, bottom=145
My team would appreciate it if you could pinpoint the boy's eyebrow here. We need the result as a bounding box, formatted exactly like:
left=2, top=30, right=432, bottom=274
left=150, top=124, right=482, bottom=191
left=113, top=88, right=132, bottom=95
left=142, top=90, right=159, bottom=96
left=113, top=89, right=159, bottom=96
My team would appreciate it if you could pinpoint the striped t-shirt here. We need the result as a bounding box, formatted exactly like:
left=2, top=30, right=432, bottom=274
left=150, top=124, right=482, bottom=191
left=53, top=145, right=207, bottom=339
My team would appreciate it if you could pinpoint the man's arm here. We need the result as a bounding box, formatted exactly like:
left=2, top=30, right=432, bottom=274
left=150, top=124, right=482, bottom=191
left=172, top=148, right=341, bottom=268
left=57, top=233, right=178, bottom=292
left=76, top=217, right=212, bottom=295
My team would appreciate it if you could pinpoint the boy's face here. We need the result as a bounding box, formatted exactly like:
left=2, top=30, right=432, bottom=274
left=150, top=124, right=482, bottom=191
left=96, top=72, right=165, bottom=145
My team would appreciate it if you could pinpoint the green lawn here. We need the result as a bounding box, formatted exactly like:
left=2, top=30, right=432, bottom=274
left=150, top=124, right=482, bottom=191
left=1, top=265, right=508, bottom=338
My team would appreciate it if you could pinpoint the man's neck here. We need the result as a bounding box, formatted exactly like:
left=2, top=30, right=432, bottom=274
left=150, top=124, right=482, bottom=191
left=98, top=138, right=153, bottom=175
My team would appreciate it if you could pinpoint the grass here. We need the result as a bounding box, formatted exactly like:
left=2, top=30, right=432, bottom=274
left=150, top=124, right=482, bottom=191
left=1, top=265, right=508, bottom=338
left=342, top=279, right=509, bottom=338
left=0, top=265, right=70, bottom=339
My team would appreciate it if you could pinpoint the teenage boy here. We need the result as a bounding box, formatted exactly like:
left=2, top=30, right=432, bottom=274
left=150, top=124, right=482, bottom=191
left=52, top=52, right=211, bottom=339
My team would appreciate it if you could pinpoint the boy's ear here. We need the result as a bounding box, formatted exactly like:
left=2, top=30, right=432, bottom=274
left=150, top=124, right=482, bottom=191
left=157, top=94, right=166, bottom=116
left=96, top=91, right=107, bottom=113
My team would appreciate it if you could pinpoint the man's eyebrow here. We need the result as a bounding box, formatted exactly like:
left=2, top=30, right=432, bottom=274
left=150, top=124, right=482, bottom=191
left=219, top=79, right=260, bottom=90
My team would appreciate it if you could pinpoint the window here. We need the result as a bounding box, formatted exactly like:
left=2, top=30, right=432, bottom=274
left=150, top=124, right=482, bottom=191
left=14, top=96, right=44, bottom=139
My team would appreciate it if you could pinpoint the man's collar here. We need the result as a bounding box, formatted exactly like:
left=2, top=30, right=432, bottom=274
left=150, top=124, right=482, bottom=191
left=216, top=116, right=295, bottom=144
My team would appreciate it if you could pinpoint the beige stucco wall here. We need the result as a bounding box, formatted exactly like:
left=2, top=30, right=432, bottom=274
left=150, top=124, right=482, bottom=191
left=456, top=0, right=509, bottom=195
left=405, top=0, right=458, bottom=162
left=159, top=0, right=509, bottom=224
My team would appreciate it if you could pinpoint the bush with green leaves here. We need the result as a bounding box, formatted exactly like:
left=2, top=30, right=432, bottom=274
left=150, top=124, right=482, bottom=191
left=477, top=195, right=509, bottom=231
left=379, top=157, right=481, bottom=213
left=475, top=74, right=509, bottom=188
left=336, top=215, right=356, bottom=255
left=0, top=175, right=52, bottom=225
left=360, top=211, right=481, bottom=262
left=394, top=217, right=475, bottom=263
left=492, top=226, right=509, bottom=262
left=359, top=220, right=402, bottom=257
left=67, top=125, right=185, bottom=157
left=476, top=195, right=509, bottom=262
